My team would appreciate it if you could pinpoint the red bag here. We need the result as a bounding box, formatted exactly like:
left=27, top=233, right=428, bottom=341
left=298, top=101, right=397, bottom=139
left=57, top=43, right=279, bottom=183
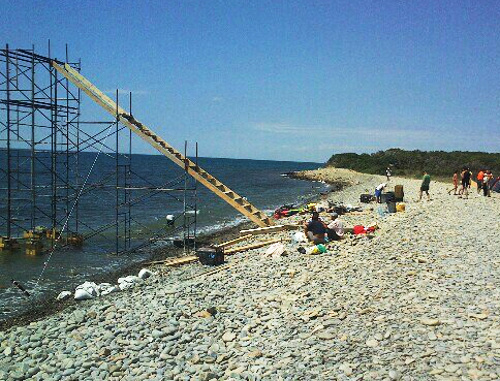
left=353, top=225, right=366, bottom=235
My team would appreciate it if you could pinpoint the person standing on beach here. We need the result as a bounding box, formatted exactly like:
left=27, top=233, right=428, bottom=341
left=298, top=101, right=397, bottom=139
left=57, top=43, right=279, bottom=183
left=483, top=170, right=493, bottom=197
left=375, top=183, right=387, bottom=203
left=477, top=169, right=484, bottom=193
left=448, top=171, right=458, bottom=195
left=386, top=167, right=392, bottom=182
left=459, top=167, right=470, bottom=198
left=419, top=171, right=431, bottom=201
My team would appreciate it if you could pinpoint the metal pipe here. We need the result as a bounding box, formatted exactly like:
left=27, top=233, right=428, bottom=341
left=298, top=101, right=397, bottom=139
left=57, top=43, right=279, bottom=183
left=30, top=45, right=36, bottom=231
left=5, top=44, right=12, bottom=238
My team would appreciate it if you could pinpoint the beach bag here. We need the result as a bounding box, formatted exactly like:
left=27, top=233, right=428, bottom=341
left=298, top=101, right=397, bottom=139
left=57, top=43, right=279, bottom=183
left=360, top=194, right=373, bottom=203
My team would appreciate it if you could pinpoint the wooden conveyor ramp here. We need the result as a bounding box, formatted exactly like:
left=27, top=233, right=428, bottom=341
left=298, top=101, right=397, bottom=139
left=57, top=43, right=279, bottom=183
left=52, top=62, right=273, bottom=228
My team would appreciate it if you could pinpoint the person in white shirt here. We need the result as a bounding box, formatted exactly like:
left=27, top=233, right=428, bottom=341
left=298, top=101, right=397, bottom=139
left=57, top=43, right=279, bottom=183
left=374, top=183, right=386, bottom=203
left=327, top=212, right=344, bottom=241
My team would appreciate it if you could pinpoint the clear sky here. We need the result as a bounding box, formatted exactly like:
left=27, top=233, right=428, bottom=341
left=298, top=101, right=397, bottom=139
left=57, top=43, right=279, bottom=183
left=2, top=0, right=499, bottom=162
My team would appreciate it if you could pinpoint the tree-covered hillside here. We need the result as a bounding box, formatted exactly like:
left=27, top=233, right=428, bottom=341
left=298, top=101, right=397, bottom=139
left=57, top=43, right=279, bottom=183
left=326, top=149, right=500, bottom=179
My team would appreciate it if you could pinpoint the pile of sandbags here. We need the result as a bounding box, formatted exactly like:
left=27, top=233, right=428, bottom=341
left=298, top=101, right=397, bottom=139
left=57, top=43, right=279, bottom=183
left=61, top=268, right=154, bottom=301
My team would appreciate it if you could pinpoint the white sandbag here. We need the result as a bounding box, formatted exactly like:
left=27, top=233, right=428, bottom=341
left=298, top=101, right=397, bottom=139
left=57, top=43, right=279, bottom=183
left=97, top=283, right=120, bottom=295
left=56, top=291, right=71, bottom=301
left=118, top=275, right=142, bottom=290
left=96, top=283, right=113, bottom=292
left=291, top=231, right=307, bottom=244
left=265, top=242, right=286, bottom=258
left=118, top=282, right=134, bottom=291
left=118, top=275, right=141, bottom=284
left=138, top=268, right=153, bottom=280
left=74, top=288, right=95, bottom=300
left=100, top=285, right=120, bottom=295
left=75, top=281, right=99, bottom=296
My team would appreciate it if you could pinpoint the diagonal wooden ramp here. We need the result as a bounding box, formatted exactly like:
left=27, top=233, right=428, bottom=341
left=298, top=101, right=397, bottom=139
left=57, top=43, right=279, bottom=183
left=52, top=62, right=273, bottom=227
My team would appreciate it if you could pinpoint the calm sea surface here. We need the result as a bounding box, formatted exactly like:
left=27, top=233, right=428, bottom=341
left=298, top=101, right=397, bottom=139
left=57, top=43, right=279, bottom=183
left=0, top=153, right=328, bottom=320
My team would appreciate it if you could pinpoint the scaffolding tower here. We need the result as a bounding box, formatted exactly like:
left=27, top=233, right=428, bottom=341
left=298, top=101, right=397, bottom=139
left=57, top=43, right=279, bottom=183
left=0, top=44, right=197, bottom=254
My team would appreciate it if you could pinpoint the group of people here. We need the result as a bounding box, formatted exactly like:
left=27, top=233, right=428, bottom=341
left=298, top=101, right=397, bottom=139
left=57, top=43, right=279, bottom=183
left=448, top=168, right=494, bottom=198
left=476, top=169, right=494, bottom=197
left=304, top=211, right=344, bottom=244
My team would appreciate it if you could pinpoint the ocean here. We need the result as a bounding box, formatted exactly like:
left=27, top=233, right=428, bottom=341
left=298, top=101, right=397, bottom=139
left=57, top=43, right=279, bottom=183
left=0, top=152, right=328, bottom=321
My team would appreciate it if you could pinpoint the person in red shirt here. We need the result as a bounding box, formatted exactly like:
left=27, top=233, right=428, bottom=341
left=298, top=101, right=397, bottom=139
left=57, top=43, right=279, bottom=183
left=477, top=169, right=484, bottom=194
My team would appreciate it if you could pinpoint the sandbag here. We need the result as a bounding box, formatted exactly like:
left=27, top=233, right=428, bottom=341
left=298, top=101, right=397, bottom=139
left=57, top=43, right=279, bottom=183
left=138, top=268, right=153, bottom=280
left=265, top=242, right=286, bottom=257
left=291, top=231, right=307, bottom=244
left=118, top=275, right=142, bottom=290
left=74, top=281, right=99, bottom=300
left=56, top=291, right=72, bottom=301
left=97, top=283, right=120, bottom=295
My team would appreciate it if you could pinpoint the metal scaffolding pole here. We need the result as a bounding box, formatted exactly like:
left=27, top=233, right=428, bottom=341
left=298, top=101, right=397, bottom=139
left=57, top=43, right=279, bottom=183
left=0, top=43, right=198, bottom=257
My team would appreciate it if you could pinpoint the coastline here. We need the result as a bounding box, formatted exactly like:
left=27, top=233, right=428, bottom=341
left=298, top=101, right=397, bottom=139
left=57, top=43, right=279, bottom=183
left=1, top=168, right=499, bottom=380
left=0, top=221, right=256, bottom=331
left=0, top=178, right=333, bottom=330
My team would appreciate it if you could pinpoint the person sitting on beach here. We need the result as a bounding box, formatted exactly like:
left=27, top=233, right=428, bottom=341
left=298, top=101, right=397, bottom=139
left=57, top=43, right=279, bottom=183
left=375, top=183, right=386, bottom=203
left=448, top=171, right=459, bottom=195
left=419, top=171, right=431, bottom=201
left=304, top=212, right=327, bottom=244
left=326, top=212, right=344, bottom=241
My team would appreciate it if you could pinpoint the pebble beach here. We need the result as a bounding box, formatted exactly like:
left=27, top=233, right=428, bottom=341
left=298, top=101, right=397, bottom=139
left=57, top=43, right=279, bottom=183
left=1, top=168, right=499, bottom=381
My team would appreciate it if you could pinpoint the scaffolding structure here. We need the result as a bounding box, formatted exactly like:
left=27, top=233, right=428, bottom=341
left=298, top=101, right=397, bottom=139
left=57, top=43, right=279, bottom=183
left=0, top=44, right=197, bottom=255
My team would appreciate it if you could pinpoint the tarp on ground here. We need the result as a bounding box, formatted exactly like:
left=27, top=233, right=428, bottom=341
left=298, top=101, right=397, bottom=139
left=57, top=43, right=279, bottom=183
left=492, top=177, right=500, bottom=193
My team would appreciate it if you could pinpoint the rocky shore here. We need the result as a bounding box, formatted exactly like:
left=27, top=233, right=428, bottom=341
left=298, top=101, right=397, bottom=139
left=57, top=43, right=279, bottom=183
left=1, top=168, right=499, bottom=380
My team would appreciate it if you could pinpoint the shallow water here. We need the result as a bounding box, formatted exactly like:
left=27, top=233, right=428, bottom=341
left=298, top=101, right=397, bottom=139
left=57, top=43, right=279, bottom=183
left=0, top=153, right=328, bottom=320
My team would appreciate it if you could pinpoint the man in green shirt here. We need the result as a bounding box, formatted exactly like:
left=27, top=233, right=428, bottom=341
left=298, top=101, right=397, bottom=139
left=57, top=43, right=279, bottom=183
left=419, top=171, right=431, bottom=201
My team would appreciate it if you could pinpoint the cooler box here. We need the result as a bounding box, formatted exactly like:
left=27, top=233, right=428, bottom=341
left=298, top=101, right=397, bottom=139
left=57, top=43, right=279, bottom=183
left=196, top=246, right=224, bottom=266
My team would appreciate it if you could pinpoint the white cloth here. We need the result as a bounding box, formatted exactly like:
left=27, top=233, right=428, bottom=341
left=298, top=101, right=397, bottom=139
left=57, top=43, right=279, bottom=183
left=327, top=219, right=344, bottom=237
left=376, top=183, right=386, bottom=191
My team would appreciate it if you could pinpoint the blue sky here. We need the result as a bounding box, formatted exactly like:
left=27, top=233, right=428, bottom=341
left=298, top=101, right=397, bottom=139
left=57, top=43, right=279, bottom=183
left=2, top=0, right=499, bottom=162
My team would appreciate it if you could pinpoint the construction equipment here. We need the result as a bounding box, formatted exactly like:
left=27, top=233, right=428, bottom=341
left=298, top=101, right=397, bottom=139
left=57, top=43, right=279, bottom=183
left=51, top=62, right=273, bottom=228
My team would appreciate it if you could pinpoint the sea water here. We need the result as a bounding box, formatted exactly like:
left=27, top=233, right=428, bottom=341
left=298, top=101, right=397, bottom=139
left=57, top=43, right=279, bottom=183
left=0, top=153, right=328, bottom=320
